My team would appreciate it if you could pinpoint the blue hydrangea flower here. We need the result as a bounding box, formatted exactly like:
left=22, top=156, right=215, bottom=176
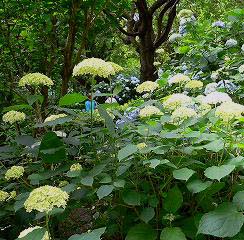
left=212, top=21, right=225, bottom=28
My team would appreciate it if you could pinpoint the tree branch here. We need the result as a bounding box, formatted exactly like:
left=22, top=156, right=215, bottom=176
left=150, top=0, right=168, bottom=14
left=154, top=0, right=179, bottom=49
left=103, top=10, right=140, bottom=37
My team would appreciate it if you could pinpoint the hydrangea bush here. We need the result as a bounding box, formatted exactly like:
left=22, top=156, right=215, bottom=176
left=1, top=7, right=244, bottom=240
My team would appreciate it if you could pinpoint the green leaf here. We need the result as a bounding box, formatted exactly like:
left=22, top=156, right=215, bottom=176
left=203, top=139, right=224, bottom=152
left=118, top=144, right=137, bottom=161
left=204, top=165, right=235, bottom=181
left=16, top=227, right=47, bottom=240
left=81, top=176, right=94, bottom=186
left=97, top=105, right=116, bottom=136
left=113, top=179, right=125, bottom=188
left=39, top=132, right=66, bottom=164
left=59, top=93, right=87, bottom=106
left=15, top=135, right=35, bottom=146
left=26, top=94, right=44, bottom=105
left=3, top=104, right=33, bottom=112
left=164, top=186, right=183, bottom=213
left=140, top=207, right=155, bottom=223
left=36, top=116, right=72, bottom=127
left=125, top=224, right=157, bottom=240
left=176, top=46, right=190, bottom=54
left=97, top=185, right=114, bottom=199
left=113, top=84, right=122, bottom=95
left=160, top=227, right=187, bottom=240
left=198, top=203, right=244, bottom=238
left=187, top=180, right=212, bottom=193
left=233, top=191, right=244, bottom=211
left=123, top=190, right=141, bottom=206
left=173, top=168, right=195, bottom=181
left=68, top=227, right=106, bottom=240
left=143, top=159, right=169, bottom=168
left=14, top=192, right=30, bottom=212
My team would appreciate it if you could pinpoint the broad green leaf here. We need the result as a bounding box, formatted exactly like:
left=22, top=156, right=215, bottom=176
left=36, top=116, right=72, bottom=127
left=118, top=144, right=137, bottom=161
left=113, top=179, right=125, bottom=188
left=38, top=132, right=66, bottom=164
left=97, top=185, right=114, bottom=199
left=173, top=168, right=195, bottom=181
left=187, top=180, right=212, bottom=193
left=81, top=176, right=94, bottom=186
left=15, top=135, right=36, bottom=146
left=198, top=203, right=244, bottom=238
left=233, top=191, right=244, bottom=211
left=123, top=190, right=141, bottom=206
left=204, top=165, right=235, bottom=181
left=125, top=224, right=157, bottom=240
left=26, top=94, right=44, bottom=105
left=140, top=207, right=155, bottom=223
left=59, top=93, right=87, bottom=106
left=14, top=192, right=30, bottom=212
left=68, top=227, right=106, bottom=240
left=164, top=186, right=183, bottom=213
left=203, top=139, right=224, bottom=152
left=89, top=164, right=107, bottom=177
left=3, top=104, right=33, bottom=112
left=16, top=227, right=47, bottom=240
left=160, top=227, right=187, bottom=240
left=143, top=159, right=169, bottom=168
left=97, top=105, right=116, bottom=136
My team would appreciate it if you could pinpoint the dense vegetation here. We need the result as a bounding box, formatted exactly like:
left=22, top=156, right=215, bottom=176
left=1, top=1, right=244, bottom=239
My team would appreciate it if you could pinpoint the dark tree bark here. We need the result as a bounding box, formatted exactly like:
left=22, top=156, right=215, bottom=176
left=61, top=0, right=81, bottom=96
left=105, top=0, right=180, bottom=82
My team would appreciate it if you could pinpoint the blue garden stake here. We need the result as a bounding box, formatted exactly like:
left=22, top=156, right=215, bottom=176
left=85, top=99, right=96, bottom=112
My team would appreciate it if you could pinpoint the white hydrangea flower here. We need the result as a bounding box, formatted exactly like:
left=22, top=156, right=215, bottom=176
left=136, top=81, right=159, bottom=93
left=225, top=39, right=237, bottom=48
left=238, top=64, right=244, bottom=74
left=169, top=33, right=182, bottom=42
left=44, top=114, right=67, bottom=123
left=202, top=92, right=232, bottom=105
left=211, top=71, right=219, bottom=81
left=2, top=111, right=26, bottom=124
left=242, top=44, right=244, bottom=52
left=215, top=101, right=244, bottom=122
left=139, top=106, right=163, bottom=118
left=168, top=73, right=190, bottom=85
left=163, top=93, right=193, bottom=110
left=171, top=107, right=197, bottom=124
left=204, top=83, right=218, bottom=95
left=185, top=80, right=203, bottom=90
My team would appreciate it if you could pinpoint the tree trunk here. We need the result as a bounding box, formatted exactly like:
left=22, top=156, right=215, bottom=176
left=139, top=45, right=157, bottom=82
left=139, top=16, right=158, bottom=82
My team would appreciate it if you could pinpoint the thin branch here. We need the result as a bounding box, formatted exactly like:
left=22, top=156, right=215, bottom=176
left=103, top=10, right=140, bottom=37
left=156, top=0, right=178, bottom=38
left=154, top=0, right=179, bottom=49
left=150, top=0, right=168, bottom=14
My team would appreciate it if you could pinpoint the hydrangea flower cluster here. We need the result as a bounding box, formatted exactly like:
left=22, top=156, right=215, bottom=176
left=238, top=64, right=244, bottom=74
left=2, top=110, right=26, bottom=124
left=215, top=102, right=244, bottom=122
left=212, top=21, right=225, bottom=28
left=18, top=226, right=49, bottom=240
left=136, top=81, right=159, bottom=93
left=197, top=104, right=212, bottom=116
left=108, top=62, right=124, bottom=73
left=163, top=93, right=192, bottom=110
left=139, top=106, right=162, bottom=118
left=70, top=163, right=82, bottom=172
left=0, top=190, right=16, bottom=202
left=73, top=58, right=118, bottom=78
left=185, top=80, right=203, bottom=90
left=19, top=73, right=54, bottom=87
left=5, top=166, right=24, bottom=181
left=24, top=185, right=69, bottom=213
left=171, top=107, right=197, bottom=123
left=177, top=9, right=194, bottom=19
left=225, top=39, right=238, bottom=48
left=202, top=92, right=232, bottom=105
left=137, top=143, right=147, bottom=149
left=44, top=114, right=67, bottom=123
left=204, top=83, right=218, bottom=95
left=169, top=33, right=182, bottom=42
left=168, top=74, right=190, bottom=85
left=0, top=190, right=9, bottom=202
